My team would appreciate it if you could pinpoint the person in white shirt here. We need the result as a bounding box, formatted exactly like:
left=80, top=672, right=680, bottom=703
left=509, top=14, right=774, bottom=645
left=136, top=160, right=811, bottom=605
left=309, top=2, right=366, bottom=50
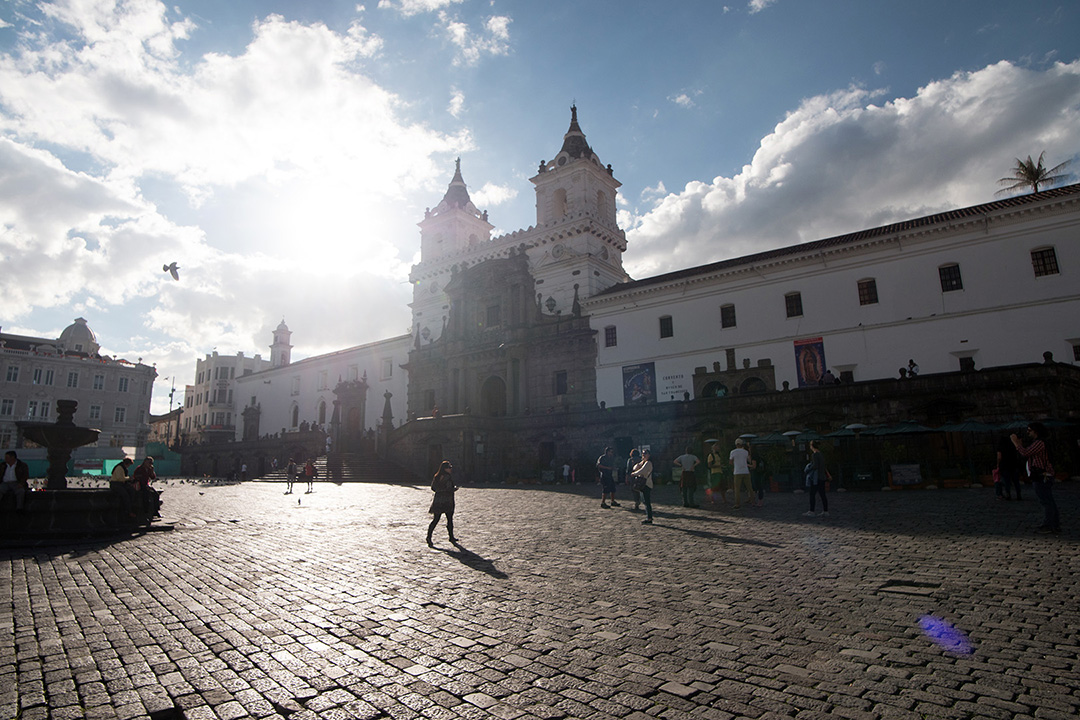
left=729, top=439, right=753, bottom=509
left=630, top=450, right=655, bottom=524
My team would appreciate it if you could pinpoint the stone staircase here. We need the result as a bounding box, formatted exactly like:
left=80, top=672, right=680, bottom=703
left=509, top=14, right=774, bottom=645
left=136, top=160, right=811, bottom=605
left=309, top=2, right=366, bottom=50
left=258, top=453, right=418, bottom=484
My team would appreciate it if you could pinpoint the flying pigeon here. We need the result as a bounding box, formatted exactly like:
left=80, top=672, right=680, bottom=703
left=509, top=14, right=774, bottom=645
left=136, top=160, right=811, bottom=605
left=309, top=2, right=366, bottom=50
left=163, top=262, right=180, bottom=281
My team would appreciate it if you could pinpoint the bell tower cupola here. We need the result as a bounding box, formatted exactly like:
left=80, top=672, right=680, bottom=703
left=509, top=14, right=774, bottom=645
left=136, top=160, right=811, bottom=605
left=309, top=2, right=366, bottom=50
left=270, top=319, right=292, bottom=368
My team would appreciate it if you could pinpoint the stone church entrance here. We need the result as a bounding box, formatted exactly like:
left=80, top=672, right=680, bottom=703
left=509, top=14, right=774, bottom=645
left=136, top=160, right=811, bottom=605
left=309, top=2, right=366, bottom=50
left=481, top=376, right=506, bottom=416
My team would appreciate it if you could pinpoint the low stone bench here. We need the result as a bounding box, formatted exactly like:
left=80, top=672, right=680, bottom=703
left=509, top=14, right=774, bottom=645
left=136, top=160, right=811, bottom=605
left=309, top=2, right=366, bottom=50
left=0, top=487, right=164, bottom=538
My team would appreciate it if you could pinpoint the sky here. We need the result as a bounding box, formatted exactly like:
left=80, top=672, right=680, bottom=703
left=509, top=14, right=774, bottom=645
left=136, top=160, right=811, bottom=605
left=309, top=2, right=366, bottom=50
left=1, top=0, right=1078, bottom=414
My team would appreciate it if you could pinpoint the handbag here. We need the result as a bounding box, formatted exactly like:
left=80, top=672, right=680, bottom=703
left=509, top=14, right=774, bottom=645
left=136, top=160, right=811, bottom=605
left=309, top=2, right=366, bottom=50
left=803, top=461, right=818, bottom=487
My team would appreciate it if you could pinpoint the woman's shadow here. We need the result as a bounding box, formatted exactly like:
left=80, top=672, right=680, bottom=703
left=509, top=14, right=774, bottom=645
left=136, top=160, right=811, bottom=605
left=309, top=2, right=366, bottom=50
left=437, top=540, right=509, bottom=579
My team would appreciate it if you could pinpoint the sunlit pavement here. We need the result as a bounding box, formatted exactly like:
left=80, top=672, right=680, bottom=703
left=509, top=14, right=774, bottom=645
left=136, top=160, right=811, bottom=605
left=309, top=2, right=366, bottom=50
left=2, top=479, right=1078, bottom=720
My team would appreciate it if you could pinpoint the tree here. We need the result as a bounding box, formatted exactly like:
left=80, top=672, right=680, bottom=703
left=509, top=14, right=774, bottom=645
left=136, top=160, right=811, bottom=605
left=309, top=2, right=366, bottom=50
left=996, top=152, right=1072, bottom=195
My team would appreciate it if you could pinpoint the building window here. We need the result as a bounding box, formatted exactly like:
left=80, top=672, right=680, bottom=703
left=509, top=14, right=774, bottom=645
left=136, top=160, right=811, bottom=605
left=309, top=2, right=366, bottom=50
left=554, top=371, right=568, bottom=396
left=93, top=374, right=105, bottom=390
left=40, top=402, right=49, bottom=419
left=604, top=326, right=617, bottom=347
left=291, top=377, right=300, bottom=396
left=32, top=368, right=42, bottom=385
left=348, top=365, right=359, bottom=381
left=381, top=358, right=393, bottom=380
left=1073, top=344, right=1080, bottom=362
left=89, top=405, right=101, bottom=421
left=44, top=369, right=54, bottom=386
left=939, top=264, right=963, bottom=292
left=486, top=304, right=501, bottom=327
left=27, top=400, right=38, bottom=418
left=659, top=315, right=674, bottom=339
left=291, top=406, right=299, bottom=428
left=114, top=407, right=126, bottom=423
left=318, top=371, right=328, bottom=390
left=720, top=304, right=736, bottom=329
left=1031, top=247, right=1059, bottom=277
left=785, top=292, right=803, bottom=318
left=0, top=399, right=13, bottom=416
left=5, top=366, right=19, bottom=383
left=857, top=279, right=879, bottom=305
left=318, top=401, right=327, bottom=425
left=66, top=372, right=79, bottom=388
left=118, top=377, right=129, bottom=392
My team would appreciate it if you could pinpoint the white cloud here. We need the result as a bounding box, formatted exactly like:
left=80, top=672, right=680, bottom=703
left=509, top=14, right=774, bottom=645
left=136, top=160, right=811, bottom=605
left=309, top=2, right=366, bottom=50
left=471, top=182, right=517, bottom=208
left=748, top=0, right=778, bottom=14
left=669, top=93, right=696, bottom=109
left=448, top=87, right=465, bottom=117
left=624, top=60, right=1080, bottom=278
left=378, top=0, right=462, bottom=17
left=439, top=11, right=511, bottom=66
left=0, top=0, right=469, bottom=407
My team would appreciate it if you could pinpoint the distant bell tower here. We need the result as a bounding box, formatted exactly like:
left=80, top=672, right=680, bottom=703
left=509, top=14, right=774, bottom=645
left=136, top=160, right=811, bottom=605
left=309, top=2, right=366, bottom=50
left=529, top=105, right=627, bottom=315
left=270, top=319, right=292, bottom=367
left=410, top=159, right=495, bottom=343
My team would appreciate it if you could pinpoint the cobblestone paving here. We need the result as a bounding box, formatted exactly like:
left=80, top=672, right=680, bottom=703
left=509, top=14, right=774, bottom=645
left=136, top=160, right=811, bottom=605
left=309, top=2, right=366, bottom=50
left=2, top=479, right=1079, bottom=720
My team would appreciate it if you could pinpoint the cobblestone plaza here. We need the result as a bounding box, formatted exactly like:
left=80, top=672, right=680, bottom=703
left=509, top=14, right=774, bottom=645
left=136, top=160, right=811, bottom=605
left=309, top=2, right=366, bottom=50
left=3, top=480, right=1078, bottom=720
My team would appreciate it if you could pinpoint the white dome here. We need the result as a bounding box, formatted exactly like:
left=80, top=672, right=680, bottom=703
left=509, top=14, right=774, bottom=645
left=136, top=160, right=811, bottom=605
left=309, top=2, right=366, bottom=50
left=58, top=317, right=100, bottom=355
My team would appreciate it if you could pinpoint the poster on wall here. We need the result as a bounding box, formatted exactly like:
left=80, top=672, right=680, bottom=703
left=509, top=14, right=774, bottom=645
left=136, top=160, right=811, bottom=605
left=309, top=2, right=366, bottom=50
left=794, top=337, right=826, bottom=387
left=622, top=363, right=657, bottom=405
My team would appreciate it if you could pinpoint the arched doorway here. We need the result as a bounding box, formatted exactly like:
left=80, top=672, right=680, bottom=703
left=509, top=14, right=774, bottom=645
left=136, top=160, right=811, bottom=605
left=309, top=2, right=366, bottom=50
left=740, top=377, right=767, bottom=394
left=701, top=381, right=728, bottom=398
left=480, top=376, right=507, bottom=417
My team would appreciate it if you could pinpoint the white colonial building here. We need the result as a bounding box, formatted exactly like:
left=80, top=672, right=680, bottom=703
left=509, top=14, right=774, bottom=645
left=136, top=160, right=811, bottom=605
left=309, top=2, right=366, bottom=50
left=181, top=348, right=272, bottom=444
left=231, top=326, right=411, bottom=442
left=586, top=184, right=1080, bottom=407
left=0, top=317, right=157, bottom=467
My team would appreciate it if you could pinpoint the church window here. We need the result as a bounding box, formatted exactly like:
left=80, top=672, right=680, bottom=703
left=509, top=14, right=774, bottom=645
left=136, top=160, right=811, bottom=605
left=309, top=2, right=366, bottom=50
left=938, top=264, right=963, bottom=292
left=659, top=316, right=674, bottom=339
left=291, top=406, right=299, bottom=428
left=720, top=304, right=736, bottom=328
left=1031, top=247, right=1059, bottom=277
left=785, top=292, right=803, bottom=318
left=857, top=279, right=879, bottom=305
left=318, top=371, right=328, bottom=390
left=381, top=358, right=393, bottom=380
left=318, top=401, right=327, bottom=425
left=554, top=371, right=568, bottom=396
left=604, top=326, right=617, bottom=347
left=291, top=377, right=300, bottom=395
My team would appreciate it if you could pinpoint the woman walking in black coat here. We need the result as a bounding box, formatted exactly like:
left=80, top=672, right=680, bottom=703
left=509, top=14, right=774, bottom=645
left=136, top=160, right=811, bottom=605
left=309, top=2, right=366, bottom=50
left=427, top=460, right=458, bottom=546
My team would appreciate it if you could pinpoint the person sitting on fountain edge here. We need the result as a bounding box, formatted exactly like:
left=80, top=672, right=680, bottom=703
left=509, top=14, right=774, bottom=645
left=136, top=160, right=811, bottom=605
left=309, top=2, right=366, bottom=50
left=2, top=451, right=31, bottom=513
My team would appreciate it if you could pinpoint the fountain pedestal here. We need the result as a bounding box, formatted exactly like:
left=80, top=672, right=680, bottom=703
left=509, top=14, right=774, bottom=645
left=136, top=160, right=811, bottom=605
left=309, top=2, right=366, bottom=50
left=19, top=399, right=100, bottom=490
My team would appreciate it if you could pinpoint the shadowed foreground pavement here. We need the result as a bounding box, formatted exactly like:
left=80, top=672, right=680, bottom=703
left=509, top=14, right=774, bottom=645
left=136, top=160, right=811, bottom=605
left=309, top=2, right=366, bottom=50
left=2, top=480, right=1078, bottom=720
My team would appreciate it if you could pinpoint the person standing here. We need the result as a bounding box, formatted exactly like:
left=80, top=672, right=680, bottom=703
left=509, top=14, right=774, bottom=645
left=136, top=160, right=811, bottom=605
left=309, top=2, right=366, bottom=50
left=995, top=434, right=1024, bottom=501
left=285, top=458, right=297, bottom=494
left=706, top=443, right=728, bottom=506
left=427, top=460, right=458, bottom=546
left=626, top=449, right=643, bottom=510
left=749, top=445, right=767, bottom=507
left=1012, top=422, right=1058, bottom=534
left=803, top=440, right=829, bottom=517
left=631, top=450, right=655, bottom=524
left=674, top=446, right=700, bottom=508
left=1, top=450, right=30, bottom=513
left=597, top=447, right=619, bottom=508
left=303, top=458, right=316, bottom=493
left=729, top=439, right=753, bottom=509
left=907, top=359, right=920, bottom=376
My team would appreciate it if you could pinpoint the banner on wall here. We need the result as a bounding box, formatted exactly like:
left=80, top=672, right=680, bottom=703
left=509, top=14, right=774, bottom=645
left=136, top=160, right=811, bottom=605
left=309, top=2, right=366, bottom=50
left=622, top=362, right=657, bottom=405
left=794, top=337, right=826, bottom=388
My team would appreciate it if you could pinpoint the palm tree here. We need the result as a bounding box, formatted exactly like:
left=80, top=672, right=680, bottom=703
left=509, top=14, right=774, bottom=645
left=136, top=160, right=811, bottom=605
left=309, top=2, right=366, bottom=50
left=996, top=152, right=1072, bottom=196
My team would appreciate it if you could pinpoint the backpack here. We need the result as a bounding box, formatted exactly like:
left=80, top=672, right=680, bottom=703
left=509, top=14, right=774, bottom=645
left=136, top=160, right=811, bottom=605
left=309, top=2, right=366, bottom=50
left=804, top=461, right=819, bottom=487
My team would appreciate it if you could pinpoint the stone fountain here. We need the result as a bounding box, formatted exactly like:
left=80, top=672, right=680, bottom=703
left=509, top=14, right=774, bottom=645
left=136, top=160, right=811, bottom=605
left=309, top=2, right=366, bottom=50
left=4, top=399, right=165, bottom=539
left=17, top=399, right=100, bottom=489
